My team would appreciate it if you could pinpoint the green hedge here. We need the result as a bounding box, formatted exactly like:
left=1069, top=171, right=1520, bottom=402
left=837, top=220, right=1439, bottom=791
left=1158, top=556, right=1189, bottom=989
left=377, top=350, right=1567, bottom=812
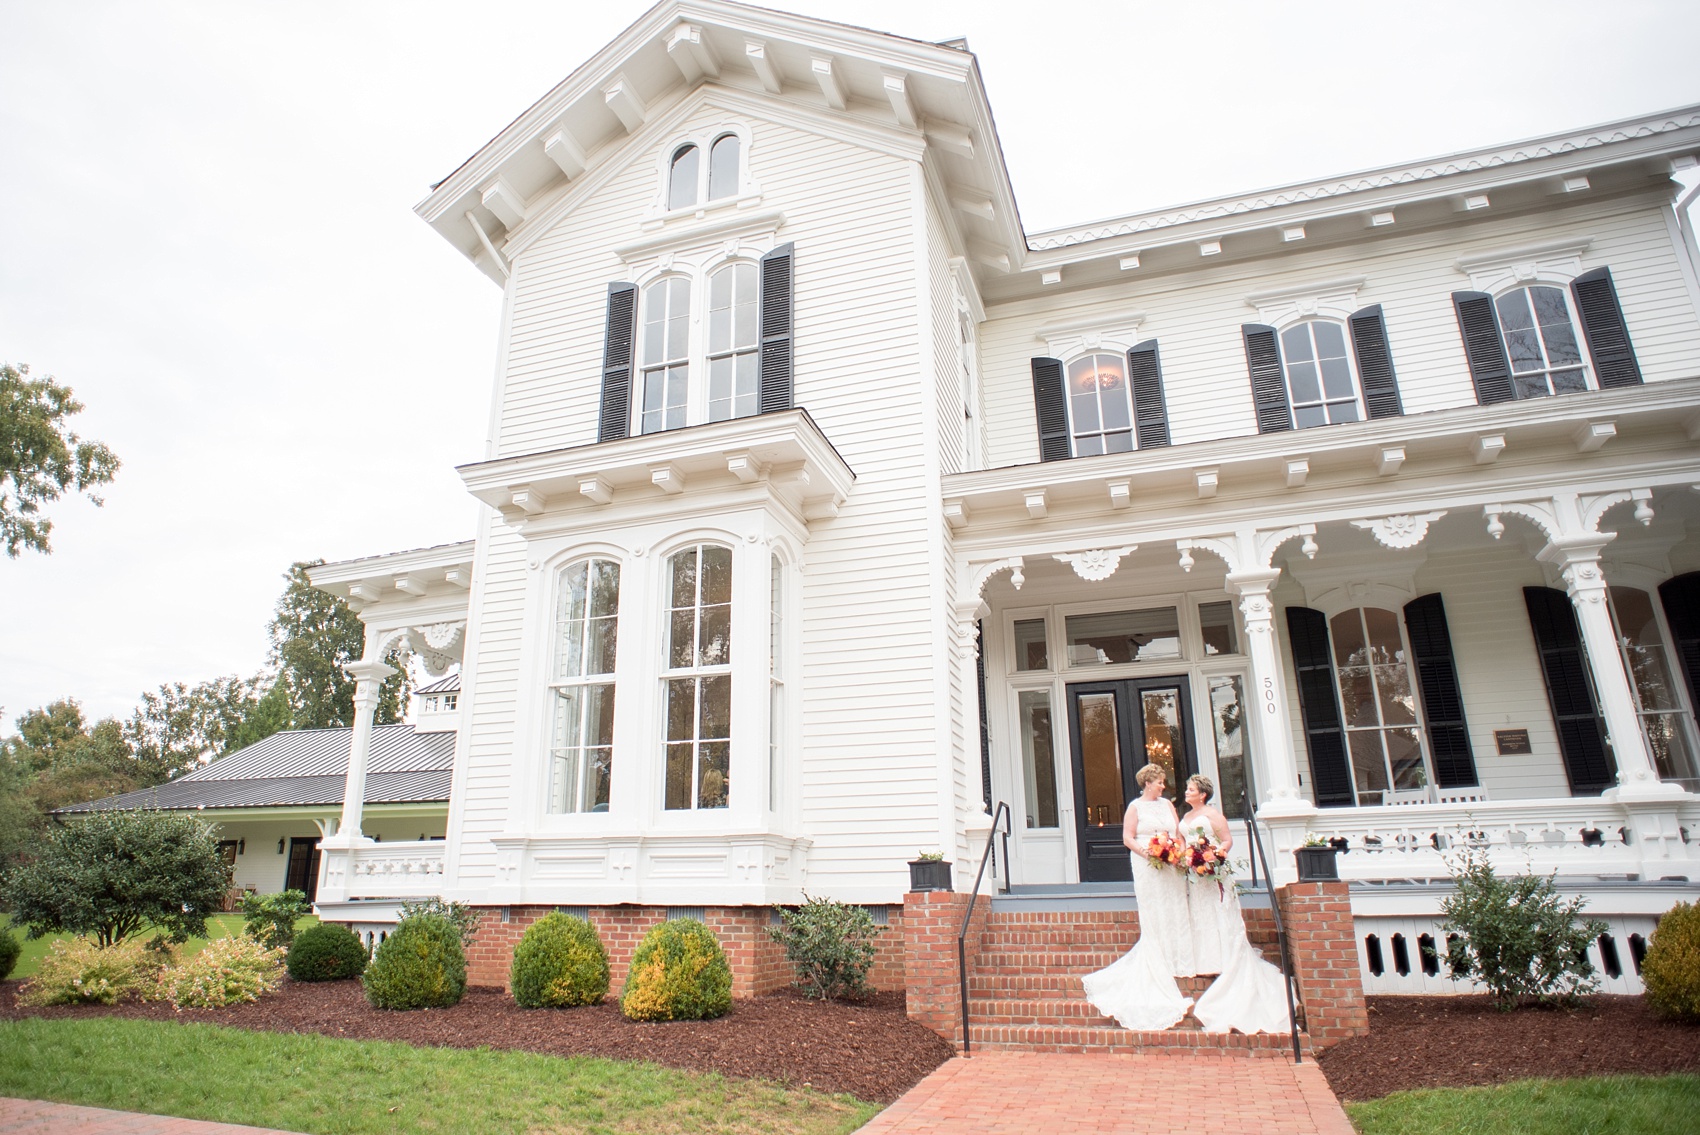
left=286, top=923, right=369, bottom=983
left=511, top=913, right=609, bottom=1008
left=362, top=915, right=466, bottom=1010
left=619, top=919, right=731, bottom=1022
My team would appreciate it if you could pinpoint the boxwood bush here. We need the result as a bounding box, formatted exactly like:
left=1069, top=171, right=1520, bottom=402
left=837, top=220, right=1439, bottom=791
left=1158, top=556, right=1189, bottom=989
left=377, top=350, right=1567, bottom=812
left=769, top=895, right=881, bottom=1000
left=1643, top=901, right=1700, bottom=1022
left=510, top=912, right=609, bottom=1008
left=0, top=928, right=19, bottom=981
left=362, top=914, right=466, bottom=1010
left=620, top=918, right=731, bottom=1022
left=287, top=922, right=370, bottom=983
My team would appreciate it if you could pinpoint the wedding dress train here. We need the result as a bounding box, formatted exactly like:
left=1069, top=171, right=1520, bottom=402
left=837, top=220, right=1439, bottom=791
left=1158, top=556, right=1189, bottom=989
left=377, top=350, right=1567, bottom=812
left=1183, top=816, right=1293, bottom=1035
left=1080, top=797, right=1193, bottom=1031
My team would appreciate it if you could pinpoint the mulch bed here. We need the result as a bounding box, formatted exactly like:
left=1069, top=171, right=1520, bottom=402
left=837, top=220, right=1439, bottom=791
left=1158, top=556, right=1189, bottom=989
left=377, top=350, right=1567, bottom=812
left=1317, top=994, right=1700, bottom=1102
left=0, top=979, right=951, bottom=1105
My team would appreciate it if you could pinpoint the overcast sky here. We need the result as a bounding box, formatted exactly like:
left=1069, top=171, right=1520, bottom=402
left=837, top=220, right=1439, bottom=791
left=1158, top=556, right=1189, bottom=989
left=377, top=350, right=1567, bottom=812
left=3, top=0, right=1697, bottom=730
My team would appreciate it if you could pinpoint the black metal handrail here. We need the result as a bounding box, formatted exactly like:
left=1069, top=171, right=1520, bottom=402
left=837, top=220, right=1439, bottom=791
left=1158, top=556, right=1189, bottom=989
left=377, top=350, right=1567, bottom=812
left=1237, top=781, right=1304, bottom=1063
left=956, top=800, right=1012, bottom=1057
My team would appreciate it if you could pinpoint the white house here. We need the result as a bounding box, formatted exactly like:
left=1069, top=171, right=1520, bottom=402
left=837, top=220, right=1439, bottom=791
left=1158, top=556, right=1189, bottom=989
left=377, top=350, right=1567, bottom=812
left=304, top=0, right=1700, bottom=1009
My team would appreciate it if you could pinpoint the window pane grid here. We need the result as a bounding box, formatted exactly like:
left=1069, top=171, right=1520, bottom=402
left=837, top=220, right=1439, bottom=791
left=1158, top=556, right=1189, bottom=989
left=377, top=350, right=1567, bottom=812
left=1065, top=353, right=1134, bottom=455
left=664, top=545, right=733, bottom=810
left=549, top=560, right=621, bottom=814
left=1330, top=608, right=1429, bottom=805
left=1495, top=285, right=1590, bottom=399
left=707, top=263, right=759, bottom=422
left=1609, top=587, right=1700, bottom=786
left=1282, top=322, right=1362, bottom=429
left=641, top=278, right=690, bottom=433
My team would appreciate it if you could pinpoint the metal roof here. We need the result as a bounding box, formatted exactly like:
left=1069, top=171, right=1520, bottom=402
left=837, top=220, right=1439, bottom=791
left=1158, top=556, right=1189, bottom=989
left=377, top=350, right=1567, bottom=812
left=414, top=673, right=462, bottom=695
left=55, top=724, right=454, bottom=814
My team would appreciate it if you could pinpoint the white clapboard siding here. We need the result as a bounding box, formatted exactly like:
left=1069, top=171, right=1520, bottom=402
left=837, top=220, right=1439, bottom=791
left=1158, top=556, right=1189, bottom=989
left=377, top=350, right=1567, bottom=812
left=978, top=193, right=1700, bottom=469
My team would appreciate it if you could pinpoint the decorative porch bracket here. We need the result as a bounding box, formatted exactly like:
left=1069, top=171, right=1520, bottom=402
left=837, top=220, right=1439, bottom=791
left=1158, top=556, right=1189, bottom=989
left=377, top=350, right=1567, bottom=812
left=1479, top=490, right=1680, bottom=801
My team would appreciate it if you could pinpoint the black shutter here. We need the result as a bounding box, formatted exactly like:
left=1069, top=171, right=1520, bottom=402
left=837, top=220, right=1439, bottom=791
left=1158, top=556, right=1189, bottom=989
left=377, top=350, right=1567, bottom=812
left=1658, top=572, right=1700, bottom=730
left=1286, top=606, right=1355, bottom=807
left=758, top=243, right=795, bottom=413
left=1403, top=594, right=1478, bottom=788
left=597, top=282, right=638, bottom=442
left=1126, top=339, right=1172, bottom=448
left=976, top=620, right=992, bottom=813
left=1452, top=291, right=1515, bottom=405
left=1030, top=356, right=1071, bottom=461
left=1242, top=324, right=1293, bottom=433
left=1349, top=304, right=1404, bottom=419
left=1572, top=267, right=1643, bottom=389
left=1523, top=587, right=1614, bottom=795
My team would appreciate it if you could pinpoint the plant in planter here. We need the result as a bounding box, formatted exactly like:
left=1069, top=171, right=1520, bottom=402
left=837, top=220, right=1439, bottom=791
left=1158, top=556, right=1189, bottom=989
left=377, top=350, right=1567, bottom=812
left=908, top=850, right=952, bottom=893
left=1294, top=833, right=1340, bottom=882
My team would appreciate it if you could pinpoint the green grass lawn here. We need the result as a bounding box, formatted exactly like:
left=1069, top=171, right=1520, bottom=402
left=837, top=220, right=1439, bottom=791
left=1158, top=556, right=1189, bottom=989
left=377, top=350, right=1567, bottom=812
left=3, top=913, right=318, bottom=978
left=1346, top=1074, right=1700, bottom=1135
left=0, top=1017, right=878, bottom=1135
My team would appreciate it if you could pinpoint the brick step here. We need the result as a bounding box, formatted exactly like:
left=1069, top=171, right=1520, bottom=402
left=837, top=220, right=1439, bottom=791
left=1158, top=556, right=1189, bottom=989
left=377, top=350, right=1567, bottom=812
left=964, top=1022, right=1305, bottom=1056
left=970, top=974, right=1221, bottom=999
left=967, top=996, right=1221, bottom=1024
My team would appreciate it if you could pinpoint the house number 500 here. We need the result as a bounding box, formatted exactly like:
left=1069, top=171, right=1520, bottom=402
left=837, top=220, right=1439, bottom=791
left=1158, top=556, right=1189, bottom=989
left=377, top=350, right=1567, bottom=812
left=1263, top=677, right=1277, bottom=714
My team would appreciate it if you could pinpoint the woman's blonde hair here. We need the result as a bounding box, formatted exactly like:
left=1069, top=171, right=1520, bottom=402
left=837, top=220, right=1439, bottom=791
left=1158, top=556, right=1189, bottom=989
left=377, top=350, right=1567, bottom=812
left=1187, top=774, right=1215, bottom=803
left=1134, top=763, right=1166, bottom=788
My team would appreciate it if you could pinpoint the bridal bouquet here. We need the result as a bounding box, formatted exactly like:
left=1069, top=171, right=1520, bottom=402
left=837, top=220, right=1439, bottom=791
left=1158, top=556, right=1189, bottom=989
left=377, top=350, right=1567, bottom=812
left=1184, top=834, right=1235, bottom=897
left=1144, top=831, right=1185, bottom=870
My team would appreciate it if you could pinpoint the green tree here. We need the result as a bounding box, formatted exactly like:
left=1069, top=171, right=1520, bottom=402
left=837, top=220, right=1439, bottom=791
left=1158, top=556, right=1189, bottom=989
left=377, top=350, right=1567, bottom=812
left=1, top=809, right=229, bottom=946
left=124, top=675, right=264, bottom=780
left=268, top=560, right=407, bottom=728
left=0, top=362, right=120, bottom=557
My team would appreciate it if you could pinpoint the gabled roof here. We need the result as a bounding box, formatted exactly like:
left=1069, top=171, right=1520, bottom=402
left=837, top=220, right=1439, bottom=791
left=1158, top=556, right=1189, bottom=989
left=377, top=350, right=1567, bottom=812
left=415, top=672, right=462, bottom=695
left=56, top=724, right=454, bottom=814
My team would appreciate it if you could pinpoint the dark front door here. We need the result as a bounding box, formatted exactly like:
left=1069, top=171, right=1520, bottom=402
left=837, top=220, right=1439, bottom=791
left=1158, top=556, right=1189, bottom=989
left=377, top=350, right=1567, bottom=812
left=285, top=837, right=321, bottom=902
left=1067, top=677, right=1197, bottom=882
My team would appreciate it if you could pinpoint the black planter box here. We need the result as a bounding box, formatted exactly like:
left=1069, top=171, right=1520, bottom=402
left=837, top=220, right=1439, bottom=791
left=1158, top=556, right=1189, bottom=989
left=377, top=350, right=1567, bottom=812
left=1295, top=846, right=1340, bottom=883
left=908, top=858, right=953, bottom=893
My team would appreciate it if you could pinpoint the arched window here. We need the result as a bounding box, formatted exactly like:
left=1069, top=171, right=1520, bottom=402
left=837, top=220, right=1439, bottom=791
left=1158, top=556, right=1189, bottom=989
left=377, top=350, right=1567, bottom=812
left=1065, top=353, right=1133, bottom=455
left=1494, top=285, right=1587, bottom=398
left=640, top=277, right=691, bottom=434
left=1280, top=321, right=1361, bottom=428
left=664, top=544, right=733, bottom=810
left=548, top=559, right=620, bottom=814
left=1330, top=608, right=1428, bottom=805
left=707, top=133, right=740, bottom=201
left=707, top=262, right=759, bottom=421
left=667, top=145, right=700, bottom=210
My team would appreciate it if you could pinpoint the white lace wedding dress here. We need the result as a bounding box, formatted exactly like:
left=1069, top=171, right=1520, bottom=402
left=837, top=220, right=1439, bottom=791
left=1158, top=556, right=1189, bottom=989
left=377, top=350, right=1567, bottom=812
left=1080, top=797, right=1193, bottom=1031
left=1183, top=815, right=1293, bottom=1034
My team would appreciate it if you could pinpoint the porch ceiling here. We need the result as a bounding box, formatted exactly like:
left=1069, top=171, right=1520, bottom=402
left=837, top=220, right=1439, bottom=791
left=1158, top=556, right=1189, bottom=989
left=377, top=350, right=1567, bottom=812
left=943, top=376, right=1700, bottom=551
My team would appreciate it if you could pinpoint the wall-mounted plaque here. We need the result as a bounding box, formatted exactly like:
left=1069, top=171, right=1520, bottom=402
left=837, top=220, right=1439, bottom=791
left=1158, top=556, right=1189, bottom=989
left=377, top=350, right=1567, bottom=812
left=1495, top=729, right=1532, bottom=755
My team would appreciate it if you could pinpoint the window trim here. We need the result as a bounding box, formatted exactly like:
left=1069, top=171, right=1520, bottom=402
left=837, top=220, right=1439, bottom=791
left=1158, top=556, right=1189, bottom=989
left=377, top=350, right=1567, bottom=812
left=1325, top=605, right=1434, bottom=806
left=633, top=257, right=764, bottom=435
left=660, top=542, right=735, bottom=812
left=1061, top=350, right=1139, bottom=457
left=1278, top=318, right=1368, bottom=429
left=545, top=556, right=623, bottom=816
left=653, top=125, right=756, bottom=219
left=1488, top=282, right=1596, bottom=399
left=1607, top=583, right=1700, bottom=786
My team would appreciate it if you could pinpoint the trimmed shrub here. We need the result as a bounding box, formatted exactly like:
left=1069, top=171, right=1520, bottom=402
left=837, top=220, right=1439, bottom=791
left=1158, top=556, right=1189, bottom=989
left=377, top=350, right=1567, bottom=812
left=620, top=918, right=732, bottom=1022
left=1441, top=850, right=1607, bottom=1010
left=1643, top=901, right=1700, bottom=1022
left=151, top=937, right=285, bottom=1009
left=362, top=914, right=466, bottom=1010
left=770, top=895, right=881, bottom=1001
left=17, top=937, right=155, bottom=1006
left=242, top=890, right=310, bottom=951
left=287, top=923, right=370, bottom=983
left=511, top=913, right=609, bottom=1008
left=0, top=929, right=20, bottom=981
left=398, top=897, right=481, bottom=951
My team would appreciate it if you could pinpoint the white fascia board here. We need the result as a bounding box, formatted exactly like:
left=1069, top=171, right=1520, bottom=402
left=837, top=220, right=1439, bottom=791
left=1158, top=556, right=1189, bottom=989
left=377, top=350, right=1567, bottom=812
left=415, top=1, right=980, bottom=250
left=307, top=541, right=476, bottom=606
left=941, top=376, right=1700, bottom=543
left=1024, top=105, right=1700, bottom=264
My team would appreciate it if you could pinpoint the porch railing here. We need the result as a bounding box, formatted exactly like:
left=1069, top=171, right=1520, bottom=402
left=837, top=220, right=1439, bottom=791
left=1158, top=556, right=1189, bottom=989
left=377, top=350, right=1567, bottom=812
left=957, top=800, right=1012, bottom=1057
left=1238, top=782, right=1305, bottom=1063
left=326, top=840, right=447, bottom=899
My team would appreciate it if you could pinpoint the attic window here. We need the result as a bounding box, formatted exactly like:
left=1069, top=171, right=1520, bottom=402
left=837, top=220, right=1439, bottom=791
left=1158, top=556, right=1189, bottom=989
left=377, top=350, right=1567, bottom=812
left=666, top=132, right=743, bottom=212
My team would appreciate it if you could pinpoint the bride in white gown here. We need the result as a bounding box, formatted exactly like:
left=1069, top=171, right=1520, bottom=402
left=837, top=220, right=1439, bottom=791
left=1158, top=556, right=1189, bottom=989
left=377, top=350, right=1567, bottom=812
left=1181, top=774, right=1293, bottom=1035
left=1080, top=763, right=1194, bottom=1031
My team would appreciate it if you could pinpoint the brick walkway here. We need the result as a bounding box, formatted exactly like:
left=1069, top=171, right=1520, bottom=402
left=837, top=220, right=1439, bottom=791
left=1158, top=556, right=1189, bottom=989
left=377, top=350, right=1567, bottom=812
left=857, top=1052, right=1356, bottom=1134
left=0, top=1099, right=305, bottom=1134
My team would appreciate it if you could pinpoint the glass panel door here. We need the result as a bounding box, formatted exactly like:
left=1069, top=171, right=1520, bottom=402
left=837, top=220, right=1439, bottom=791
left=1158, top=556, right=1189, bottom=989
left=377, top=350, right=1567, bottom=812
left=1067, top=677, right=1196, bottom=882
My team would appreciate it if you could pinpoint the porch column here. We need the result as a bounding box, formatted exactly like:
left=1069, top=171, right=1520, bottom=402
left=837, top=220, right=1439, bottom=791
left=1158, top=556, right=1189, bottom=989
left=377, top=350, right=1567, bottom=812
left=336, top=658, right=399, bottom=840
left=1539, top=535, right=1683, bottom=801
left=1226, top=567, right=1315, bottom=822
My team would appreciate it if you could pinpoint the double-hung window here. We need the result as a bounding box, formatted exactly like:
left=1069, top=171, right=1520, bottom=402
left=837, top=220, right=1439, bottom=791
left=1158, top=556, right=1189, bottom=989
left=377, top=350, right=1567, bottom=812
left=548, top=559, right=620, bottom=814
left=1495, top=285, right=1587, bottom=398
left=1066, top=353, right=1134, bottom=456
left=1242, top=305, right=1403, bottom=434
left=1452, top=266, right=1643, bottom=403
left=664, top=544, right=733, bottom=810
left=640, top=278, right=692, bottom=433
left=667, top=134, right=741, bottom=211
left=1280, top=321, right=1362, bottom=428
left=707, top=263, right=759, bottom=422
left=1029, top=342, right=1172, bottom=462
